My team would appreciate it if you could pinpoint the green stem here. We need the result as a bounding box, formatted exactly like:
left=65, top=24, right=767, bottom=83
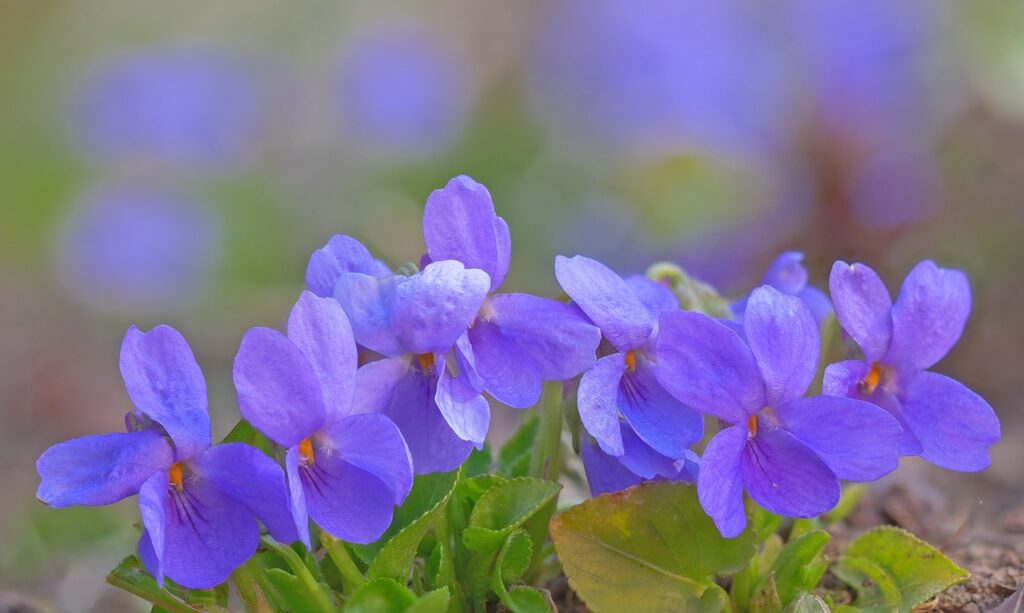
left=104, top=575, right=197, bottom=613
left=528, top=381, right=563, bottom=480
left=320, top=530, right=367, bottom=594
left=260, top=535, right=335, bottom=613
left=231, top=557, right=274, bottom=613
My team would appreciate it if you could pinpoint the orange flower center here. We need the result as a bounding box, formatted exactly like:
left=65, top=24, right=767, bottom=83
left=624, top=350, right=637, bottom=373
left=747, top=415, right=758, bottom=437
left=298, top=437, right=315, bottom=465
left=417, top=353, right=435, bottom=372
left=862, top=362, right=883, bottom=394
left=168, top=462, right=184, bottom=492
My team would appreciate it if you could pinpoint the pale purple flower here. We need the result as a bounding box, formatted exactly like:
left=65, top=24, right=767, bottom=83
left=733, top=252, right=832, bottom=325
left=580, top=430, right=699, bottom=497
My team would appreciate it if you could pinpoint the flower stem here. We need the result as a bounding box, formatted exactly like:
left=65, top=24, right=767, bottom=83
left=529, top=381, right=563, bottom=480
left=320, top=530, right=366, bottom=594
left=231, top=557, right=274, bottom=613
left=259, top=535, right=335, bottom=613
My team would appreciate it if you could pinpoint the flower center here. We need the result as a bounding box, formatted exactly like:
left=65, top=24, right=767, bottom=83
left=417, top=353, right=435, bottom=373
left=624, top=350, right=637, bottom=374
left=168, top=462, right=184, bottom=492
left=861, top=362, right=883, bottom=395
left=298, top=437, right=315, bottom=466
left=747, top=414, right=758, bottom=437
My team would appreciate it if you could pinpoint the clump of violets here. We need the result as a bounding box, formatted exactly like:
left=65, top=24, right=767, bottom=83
left=233, top=291, right=413, bottom=545
left=35, top=173, right=1003, bottom=605
left=556, top=254, right=703, bottom=493
left=656, top=286, right=902, bottom=537
left=825, top=260, right=1000, bottom=470
left=36, top=326, right=296, bottom=588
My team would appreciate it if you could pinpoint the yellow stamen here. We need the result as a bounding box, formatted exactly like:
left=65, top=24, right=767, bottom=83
left=624, top=350, right=637, bottom=373
left=298, top=438, right=315, bottom=465
left=747, top=415, right=758, bottom=437
left=168, top=463, right=184, bottom=492
left=862, top=363, right=882, bottom=394
left=417, top=353, right=435, bottom=372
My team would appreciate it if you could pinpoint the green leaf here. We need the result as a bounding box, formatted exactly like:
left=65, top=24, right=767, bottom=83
left=264, top=568, right=333, bottom=613
left=750, top=577, right=783, bottom=613
left=463, top=477, right=561, bottom=554
left=549, top=482, right=756, bottom=612
left=408, top=588, right=452, bottom=613
left=505, top=586, right=554, bottom=613
left=345, top=578, right=417, bottom=612
left=426, top=541, right=456, bottom=592
left=497, top=530, right=534, bottom=585
left=785, top=592, right=831, bottom=612
left=747, top=501, right=785, bottom=543
left=770, top=529, right=830, bottom=606
left=731, top=534, right=783, bottom=611
left=463, top=445, right=492, bottom=478
left=497, top=414, right=539, bottom=477
left=834, top=526, right=968, bottom=612
left=351, top=470, right=460, bottom=581
left=221, top=418, right=276, bottom=458
left=106, top=556, right=210, bottom=613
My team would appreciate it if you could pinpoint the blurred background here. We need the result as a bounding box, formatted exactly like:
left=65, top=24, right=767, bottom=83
left=2, top=1, right=1023, bottom=609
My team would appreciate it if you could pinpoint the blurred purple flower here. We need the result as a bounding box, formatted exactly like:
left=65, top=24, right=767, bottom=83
left=825, top=261, right=1000, bottom=471
left=733, top=252, right=832, bottom=326
left=74, top=48, right=265, bottom=168
left=57, top=186, right=217, bottom=310
left=656, top=286, right=902, bottom=537
left=423, top=176, right=601, bottom=409
left=581, top=430, right=699, bottom=497
left=530, top=0, right=787, bottom=156
left=233, top=292, right=413, bottom=546
left=556, top=255, right=703, bottom=466
left=36, top=326, right=297, bottom=588
left=335, top=29, right=469, bottom=156
left=332, top=259, right=491, bottom=474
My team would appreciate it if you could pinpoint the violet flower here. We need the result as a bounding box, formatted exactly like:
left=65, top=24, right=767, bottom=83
left=556, top=255, right=703, bottom=472
left=423, top=176, right=601, bottom=409
left=580, top=431, right=699, bottom=497
left=656, top=285, right=902, bottom=537
left=36, top=326, right=296, bottom=588
left=825, top=260, right=1000, bottom=471
left=332, top=260, right=492, bottom=474
left=733, top=251, right=832, bottom=325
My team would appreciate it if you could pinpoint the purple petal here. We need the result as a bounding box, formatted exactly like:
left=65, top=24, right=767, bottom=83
left=287, top=291, right=358, bottom=425
left=233, top=328, right=325, bottom=448
left=435, top=354, right=490, bottom=446
left=775, top=396, right=901, bottom=481
left=423, top=175, right=510, bottom=292
left=618, top=359, right=703, bottom=459
left=296, top=442, right=396, bottom=543
left=138, top=471, right=168, bottom=584
left=796, top=286, right=833, bottom=325
left=143, top=473, right=260, bottom=589
left=580, top=436, right=646, bottom=496
left=36, top=429, right=173, bottom=508
left=555, top=255, right=653, bottom=351
left=901, top=371, right=1000, bottom=472
left=744, top=286, right=819, bottom=405
left=625, top=274, right=680, bottom=317
left=119, top=325, right=210, bottom=460
left=829, top=261, right=893, bottom=362
left=577, top=354, right=627, bottom=456
left=483, top=293, right=601, bottom=381
left=823, top=360, right=923, bottom=455
left=333, top=272, right=404, bottom=356
left=886, top=260, right=971, bottom=372
left=305, top=234, right=391, bottom=297
left=616, top=424, right=690, bottom=480
left=763, top=251, right=808, bottom=294
left=285, top=447, right=310, bottom=549
left=467, top=321, right=542, bottom=408
left=697, top=423, right=748, bottom=538
left=389, top=260, right=491, bottom=354
left=383, top=370, right=473, bottom=474
left=352, top=356, right=412, bottom=414
left=655, top=310, right=765, bottom=423
left=321, top=413, right=414, bottom=504
left=190, top=443, right=298, bottom=544
left=741, top=427, right=839, bottom=518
